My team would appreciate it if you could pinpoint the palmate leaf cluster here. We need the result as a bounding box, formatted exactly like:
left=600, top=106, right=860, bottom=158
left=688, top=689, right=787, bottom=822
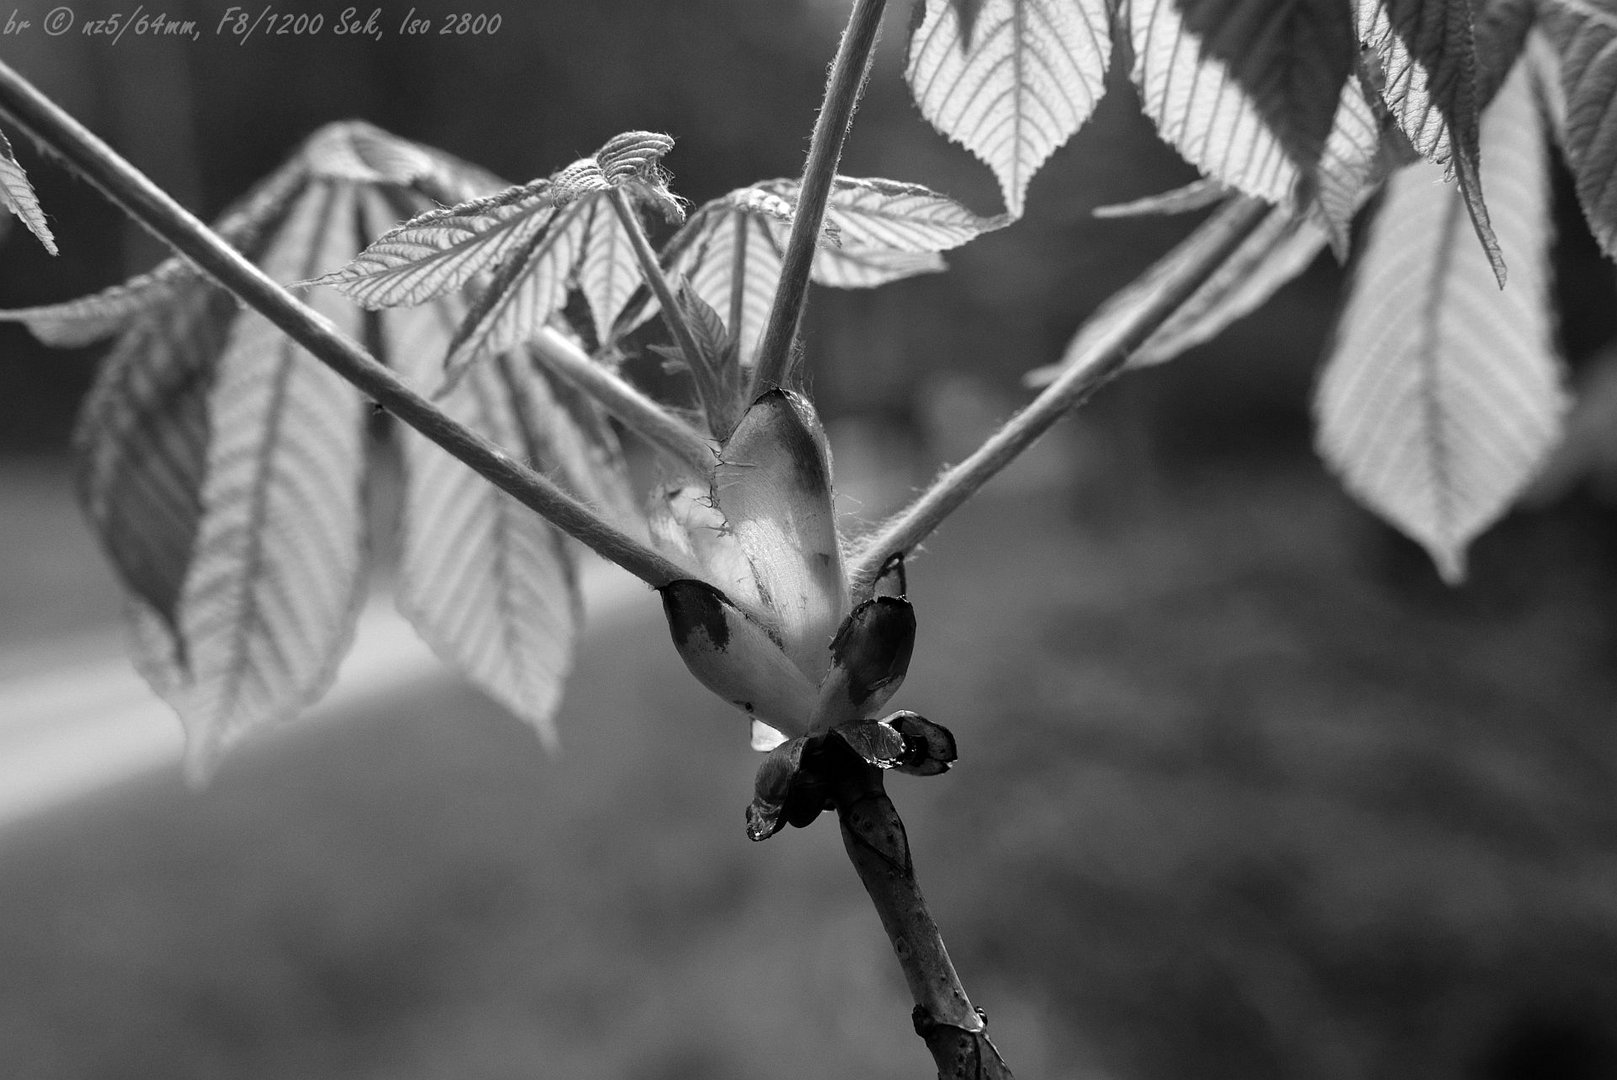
left=916, top=0, right=1610, bottom=582
left=2, top=0, right=1615, bottom=765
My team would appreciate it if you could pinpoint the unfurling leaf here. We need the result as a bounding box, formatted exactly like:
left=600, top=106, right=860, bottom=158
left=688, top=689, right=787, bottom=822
left=1539, top=0, right=1617, bottom=260
left=907, top=0, right=1110, bottom=218
left=1130, top=0, right=1358, bottom=207
left=1315, top=60, right=1563, bottom=582
left=309, top=130, right=679, bottom=381
left=621, top=176, right=1000, bottom=365
left=1358, top=0, right=1504, bottom=284
left=0, top=128, right=56, bottom=255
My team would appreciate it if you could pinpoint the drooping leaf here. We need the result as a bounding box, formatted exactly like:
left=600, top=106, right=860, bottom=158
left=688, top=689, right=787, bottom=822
left=173, top=183, right=371, bottom=775
left=383, top=298, right=579, bottom=746
left=308, top=131, right=680, bottom=378
left=1315, top=60, right=1562, bottom=582
left=1311, top=73, right=1386, bottom=248
left=0, top=127, right=56, bottom=255
left=907, top=0, right=1110, bottom=218
left=1538, top=0, right=1617, bottom=260
left=620, top=176, right=999, bottom=364
left=1132, top=0, right=1358, bottom=206
left=72, top=276, right=244, bottom=634
left=1358, top=0, right=1504, bottom=284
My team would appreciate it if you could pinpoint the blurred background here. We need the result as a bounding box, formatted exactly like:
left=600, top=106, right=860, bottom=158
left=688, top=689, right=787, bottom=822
left=4, top=1, right=1617, bottom=1077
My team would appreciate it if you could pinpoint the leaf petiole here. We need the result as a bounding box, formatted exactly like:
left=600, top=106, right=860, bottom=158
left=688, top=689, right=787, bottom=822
left=749, top=0, right=886, bottom=392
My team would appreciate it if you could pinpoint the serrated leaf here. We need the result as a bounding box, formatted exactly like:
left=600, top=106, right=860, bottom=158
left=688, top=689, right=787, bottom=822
left=1539, top=0, right=1617, bottom=260
left=907, top=0, right=1110, bottom=218
left=311, top=131, right=677, bottom=378
left=174, top=182, right=371, bottom=775
left=1358, top=0, right=1504, bottom=284
left=1135, top=0, right=1358, bottom=206
left=1315, top=60, right=1562, bottom=582
left=0, top=128, right=56, bottom=255
left=384, top=298, right=582, bottom=746
left=621, top=176, right=999, bottom=363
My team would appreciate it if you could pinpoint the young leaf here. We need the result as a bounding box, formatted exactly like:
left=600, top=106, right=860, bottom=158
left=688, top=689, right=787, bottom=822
left=1131, top=0, right=1358, bottom=205
left=0, top=127, right=56, bottom=255
left=309, top=131, right=680, bottom=379
left=1538, top=0, right=1617, bottom=260
left=906, top=0, right=1110, bottom=218
left=620, top=176, right=999, bottom=364
left=1315, top=60, right=1562, bottom=583
left=1357, top=0, right=1504, bottom=284
left=383, top=297, right=582, bottom=747
left=174, top=182, right=371, bottom=775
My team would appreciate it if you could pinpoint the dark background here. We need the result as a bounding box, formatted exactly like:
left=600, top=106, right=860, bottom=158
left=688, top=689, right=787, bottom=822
left=5, top=2, right=1617, bottom=1079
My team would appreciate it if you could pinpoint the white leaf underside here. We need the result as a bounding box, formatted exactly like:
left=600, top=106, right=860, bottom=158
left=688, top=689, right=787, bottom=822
left=907, top=0, right=1110, bottom=218
left=0, top=128, right=56, bottom=255
left=170, top=183, right=371, bottom=776
left=1315, top=60, right=1563, bottom=582
left=1540, top=0, right=1617, bottom=259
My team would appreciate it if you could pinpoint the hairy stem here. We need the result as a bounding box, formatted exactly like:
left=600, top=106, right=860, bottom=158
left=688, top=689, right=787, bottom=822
left=606, top=189, right=735, bottom=437
left=749, top=0, right=886, bottom=392
left=847, top=195, right=1273, bottom=599
left=531, top=325, right=714, bottom=475
left=834, top=763, right=1012, bottom=1079
left=0, top=60, right=695, bottom=589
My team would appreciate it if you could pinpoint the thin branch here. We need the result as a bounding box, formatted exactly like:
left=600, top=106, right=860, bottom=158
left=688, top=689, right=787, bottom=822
left=846, top=196, right=1274, bottom=599
left=606, top=188, right=734, bottom=436
left=0, top=59, right=697, bottom=590
left=749, top=0, right=886, bottom=392
left=833, top=762, right=1013, bottom=1079
left=530, top=325, right=714, bottom=475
